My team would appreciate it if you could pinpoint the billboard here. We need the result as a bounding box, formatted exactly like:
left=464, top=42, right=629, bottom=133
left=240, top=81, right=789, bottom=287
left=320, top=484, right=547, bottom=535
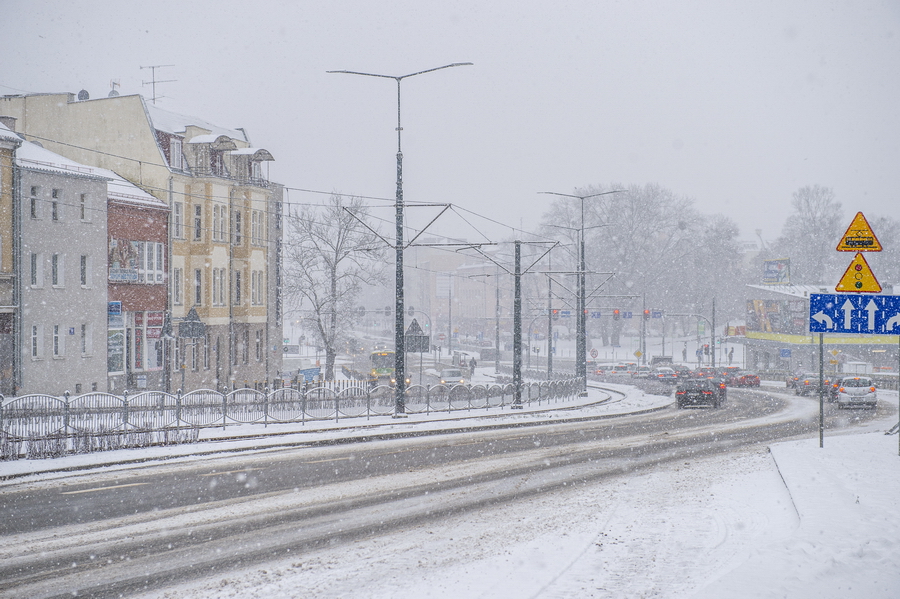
left=762, top=258, right=790, bottom=285
left=746, top=299, right=808, bottom=335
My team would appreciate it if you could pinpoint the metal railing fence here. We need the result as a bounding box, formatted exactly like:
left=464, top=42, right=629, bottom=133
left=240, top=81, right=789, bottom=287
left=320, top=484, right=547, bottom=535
left=0, top=377, right=583, bottom=461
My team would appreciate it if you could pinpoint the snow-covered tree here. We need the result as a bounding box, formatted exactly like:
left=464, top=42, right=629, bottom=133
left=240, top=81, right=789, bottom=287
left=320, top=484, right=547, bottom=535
left=283, top=194, right=386, bottom=379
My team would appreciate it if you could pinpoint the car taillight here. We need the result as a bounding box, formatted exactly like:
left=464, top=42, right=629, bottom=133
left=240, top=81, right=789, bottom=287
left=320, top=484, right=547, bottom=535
left=702, top=390, right=712, bottom=395
left=870, top=386, right=876, bottom=392
left=839, top=387, right=845, bottom=393
left=676, top=391, right=685, bottom=395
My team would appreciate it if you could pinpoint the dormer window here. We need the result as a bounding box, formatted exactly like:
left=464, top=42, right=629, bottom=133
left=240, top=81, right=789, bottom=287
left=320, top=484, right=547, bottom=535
left=170, top=137, right=183, bottom=170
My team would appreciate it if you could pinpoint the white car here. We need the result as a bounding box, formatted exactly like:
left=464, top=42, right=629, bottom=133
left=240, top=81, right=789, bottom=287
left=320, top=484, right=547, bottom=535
left=835, top=376, right=877, bottom=409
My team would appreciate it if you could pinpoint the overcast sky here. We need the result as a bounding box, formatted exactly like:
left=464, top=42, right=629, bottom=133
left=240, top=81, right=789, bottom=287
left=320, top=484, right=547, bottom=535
left=4, top=0, right=899, bottom=245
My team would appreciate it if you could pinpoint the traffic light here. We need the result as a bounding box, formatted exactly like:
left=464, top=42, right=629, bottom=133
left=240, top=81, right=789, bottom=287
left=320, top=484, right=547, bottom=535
left=552, top=309, right=559, bottom=320
left=613, top=309, right=620, bottom=320
left=704, top=344, right=710, bottom=355
left=643, top=309, right=650, bottom=320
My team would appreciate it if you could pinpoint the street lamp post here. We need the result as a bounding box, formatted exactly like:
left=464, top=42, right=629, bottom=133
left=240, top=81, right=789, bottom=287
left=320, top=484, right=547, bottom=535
left=540, top=190, right=624, bottom=394
left=329, top=62, right=472, bottom=416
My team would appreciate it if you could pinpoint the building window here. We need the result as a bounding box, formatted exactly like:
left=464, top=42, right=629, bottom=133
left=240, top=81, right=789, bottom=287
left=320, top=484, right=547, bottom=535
left=194, top=204, right=203, bottom=241
left=255, top=330, right=262, bottom=362
left=250, top=270, right=265, bottom=305
left=194, top=268, right=203, bottom=305
left=80, top=194, right=87, bottom=221
left=173, top=267, right=183, bottom=305
left=233, top=209, right=242, bottom=245
left=30, top=186, right=39, bottom=219
left=30, top=253, right=42, bottom=287
left=212, top=205, right=220, bottom=241
left=170, top=137, right=183, bottom=169
left=31, top=324, right=42, bottom=358
left=251, top=210, right=260, bottom=245
left=51, top=253, right=63, bottom=287
left=51, top=189, right=61, bottom=221
left=204, top=333, right=210, bottom=370
left=81, top=323, right=92, bottom=355
left=243, top=329, right=250, bottom=364
left=80, top=255, right=89, bottom=287
left=191, top=340, right=198, bottom=371
left=53, top=324, right=64, bottom=357
left=173, top=202, right=184, bottom=239
left=233, top=270, right=242, bottom=305
left=212, top=268, right=227, bottom=306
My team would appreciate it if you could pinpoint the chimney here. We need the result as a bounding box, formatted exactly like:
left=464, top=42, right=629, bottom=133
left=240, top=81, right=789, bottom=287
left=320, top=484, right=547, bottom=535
left=0, top=116, right=17, bottom=132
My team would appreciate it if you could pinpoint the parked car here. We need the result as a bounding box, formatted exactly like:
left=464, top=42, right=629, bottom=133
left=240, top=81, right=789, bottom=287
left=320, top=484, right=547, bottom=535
left=652, top=367, right=678, bottom=384
left=675, top=378, right=722, bottom=408
left=834, top=376, right=877, bottom=409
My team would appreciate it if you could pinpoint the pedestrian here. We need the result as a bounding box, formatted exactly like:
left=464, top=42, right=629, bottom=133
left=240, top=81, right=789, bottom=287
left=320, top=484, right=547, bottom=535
left=470, top=357, right=477, bottom=370
left=728, top=347, right=734, bottom=365
left=682, top=345, right=687, bottom=362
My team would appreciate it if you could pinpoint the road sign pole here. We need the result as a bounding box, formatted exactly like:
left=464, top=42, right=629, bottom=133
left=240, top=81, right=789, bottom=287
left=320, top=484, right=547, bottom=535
left=819, top=332, right=824, bottom=449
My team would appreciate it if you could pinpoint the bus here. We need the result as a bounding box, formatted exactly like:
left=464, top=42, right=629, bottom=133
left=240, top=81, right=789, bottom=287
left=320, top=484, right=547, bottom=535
left=369, top=350, right=395, bottom=384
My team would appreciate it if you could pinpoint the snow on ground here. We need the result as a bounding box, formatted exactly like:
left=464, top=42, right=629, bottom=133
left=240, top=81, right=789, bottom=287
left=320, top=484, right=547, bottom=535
left=138, top=388, right=899, bottom=599
left=5, top=376, right=899, bottom=598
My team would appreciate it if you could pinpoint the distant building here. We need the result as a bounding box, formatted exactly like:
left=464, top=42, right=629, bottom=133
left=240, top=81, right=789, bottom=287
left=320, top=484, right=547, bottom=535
left=744, top=284, right=898, bottom=373
left=0, top=92, right=283, bottom=391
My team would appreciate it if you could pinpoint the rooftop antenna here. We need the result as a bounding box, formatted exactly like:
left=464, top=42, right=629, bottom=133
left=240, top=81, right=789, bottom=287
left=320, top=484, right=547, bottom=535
left=108, top=79, right=120, bottom=97
left=140, top=64, right=176, bottom=104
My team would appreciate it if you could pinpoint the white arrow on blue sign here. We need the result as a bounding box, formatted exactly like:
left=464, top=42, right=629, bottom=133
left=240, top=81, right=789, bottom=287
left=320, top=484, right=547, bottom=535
left=809, top=293, right=900, bottom=334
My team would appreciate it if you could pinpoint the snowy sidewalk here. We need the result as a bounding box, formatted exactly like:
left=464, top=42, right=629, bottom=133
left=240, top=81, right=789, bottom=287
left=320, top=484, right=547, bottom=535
left=695, top=429, right=900, bottom=598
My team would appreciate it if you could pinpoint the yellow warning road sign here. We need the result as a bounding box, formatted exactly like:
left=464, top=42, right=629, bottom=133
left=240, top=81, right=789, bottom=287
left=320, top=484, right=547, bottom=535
left=835, top=252, right=882, bottom=293
left=836, top=212, right=882, bottom=251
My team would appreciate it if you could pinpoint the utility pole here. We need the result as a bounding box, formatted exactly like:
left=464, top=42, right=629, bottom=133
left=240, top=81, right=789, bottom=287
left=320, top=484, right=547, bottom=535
left=328, top=62, right=472, bottom=417
left=547, top=251, right=553, bottom=378
left=711, top=297, right=717, bottom=369
left=513, top=241, right=522, bottom=406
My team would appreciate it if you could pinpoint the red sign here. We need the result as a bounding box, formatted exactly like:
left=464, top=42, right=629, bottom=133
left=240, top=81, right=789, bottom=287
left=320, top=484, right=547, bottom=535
left=147, top=311, right=165, bottom=327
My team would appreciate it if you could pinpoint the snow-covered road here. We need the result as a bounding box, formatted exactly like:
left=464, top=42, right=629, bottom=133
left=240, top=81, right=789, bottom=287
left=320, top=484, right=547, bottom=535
left=133, top=389, right=898, bottom=599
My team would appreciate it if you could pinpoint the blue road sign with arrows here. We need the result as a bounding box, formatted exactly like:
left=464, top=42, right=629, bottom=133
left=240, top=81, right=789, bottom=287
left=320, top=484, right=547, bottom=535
left=808, top=293, right=900, bottom=334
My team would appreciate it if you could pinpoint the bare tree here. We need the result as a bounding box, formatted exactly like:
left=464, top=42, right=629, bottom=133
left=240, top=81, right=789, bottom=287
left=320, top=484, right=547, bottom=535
left=283, top=194, right=386, bottom=379
left=772, top=185, right=844, bottom=284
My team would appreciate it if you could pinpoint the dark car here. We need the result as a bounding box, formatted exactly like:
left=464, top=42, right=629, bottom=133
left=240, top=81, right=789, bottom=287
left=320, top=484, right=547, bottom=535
left=675, top=378, right=722, bottom=408
left=652, top=366, right=679, bottom=384
left=794, top=373, right=832, bottom=396
left=732, top=371, right=760, bottom=387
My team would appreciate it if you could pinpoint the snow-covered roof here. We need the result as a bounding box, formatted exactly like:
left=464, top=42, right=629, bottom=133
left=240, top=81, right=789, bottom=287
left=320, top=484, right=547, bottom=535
left=15, top=138, right=109, bottom=180
left=0, top=121, right=21, bottom=144
left=146, top=103, right=248, bottom=142
left=746, top=284, right=834, bottom=298
left=8, top=125, right=163, bottom=208
left=98, top=167, right=167, bottom=209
